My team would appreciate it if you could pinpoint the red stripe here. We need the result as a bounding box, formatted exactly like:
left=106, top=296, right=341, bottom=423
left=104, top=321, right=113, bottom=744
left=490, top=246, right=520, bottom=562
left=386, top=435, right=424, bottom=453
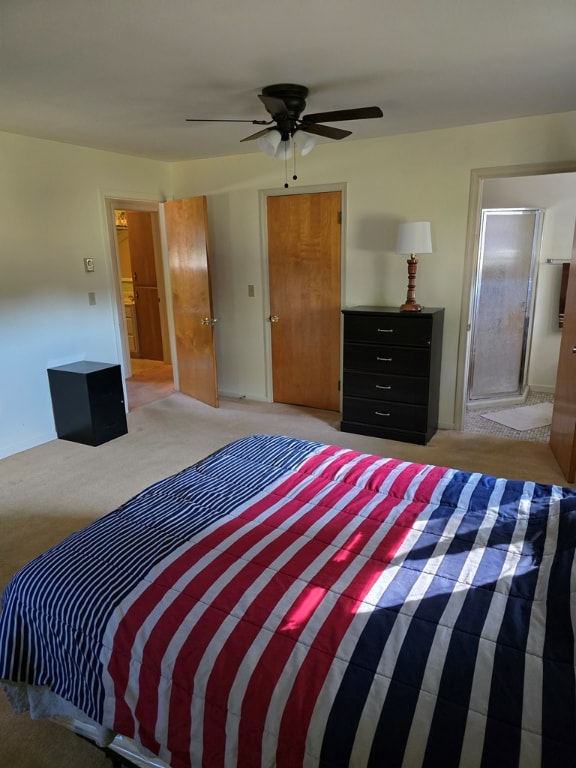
left=239, top=463, right=449, bottom=766
left=108, top=467, right=321, bottom=744
left=130, top=459, right=347, bottom=760
left=274, top=466, right=450, bottom=766
left=198, top=481, right=359, bottom=765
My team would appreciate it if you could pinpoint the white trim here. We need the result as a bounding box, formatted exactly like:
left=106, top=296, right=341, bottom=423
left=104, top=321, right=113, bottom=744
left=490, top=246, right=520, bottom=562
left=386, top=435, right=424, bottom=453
left=102, top=195, right=176, bottom=405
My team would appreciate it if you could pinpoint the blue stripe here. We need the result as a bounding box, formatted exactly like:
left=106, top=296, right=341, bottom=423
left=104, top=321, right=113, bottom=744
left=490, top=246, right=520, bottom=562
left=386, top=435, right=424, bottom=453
left=541, top=496, right=576, bottom=767
left=320, top=470, right=485, bottom=767
left=0, top=434, right=321, bottom=719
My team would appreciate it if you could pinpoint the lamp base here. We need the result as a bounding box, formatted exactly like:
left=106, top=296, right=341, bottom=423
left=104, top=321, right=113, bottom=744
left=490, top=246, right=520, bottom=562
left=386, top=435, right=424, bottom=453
left=400, top=302, right=422, bottom=312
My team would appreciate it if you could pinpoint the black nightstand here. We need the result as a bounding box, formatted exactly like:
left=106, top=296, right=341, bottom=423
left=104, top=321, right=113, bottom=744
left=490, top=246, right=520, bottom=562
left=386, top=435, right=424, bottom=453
left=47, top=361, right=128, bottom=446
left=341, top=307, right=444, bottom=444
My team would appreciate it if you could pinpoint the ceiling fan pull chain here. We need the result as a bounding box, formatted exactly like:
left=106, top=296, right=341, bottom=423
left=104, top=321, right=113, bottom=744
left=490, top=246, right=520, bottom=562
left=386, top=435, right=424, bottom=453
left=292, top=140, right=298, bottom=182
left=284, top=152, right=289, bottom=188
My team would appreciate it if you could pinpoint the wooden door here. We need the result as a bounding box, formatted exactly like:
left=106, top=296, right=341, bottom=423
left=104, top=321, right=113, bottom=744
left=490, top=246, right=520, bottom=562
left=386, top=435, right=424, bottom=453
left=550, top=253, right=576, bottom=483
left=164, top=196, right=219, bottom=408
left=126, top=211, right=163, bottom=361
left=267, top=191, right=341, bottom=411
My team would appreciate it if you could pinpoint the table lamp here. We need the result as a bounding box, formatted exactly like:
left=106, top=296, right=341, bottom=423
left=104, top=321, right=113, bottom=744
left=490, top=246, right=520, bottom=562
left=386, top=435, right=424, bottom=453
left=396, top=221, right=432, bottom=312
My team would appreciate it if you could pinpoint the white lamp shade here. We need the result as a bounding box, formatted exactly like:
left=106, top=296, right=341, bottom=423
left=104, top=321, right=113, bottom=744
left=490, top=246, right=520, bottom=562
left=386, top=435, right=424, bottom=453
left=257, top=129, right=282, bottom=156
left=275, top=140, right=292, bottom=160
left=293, top=131, right=317, bottom=156
left=396, top=221, right=433, bottom=255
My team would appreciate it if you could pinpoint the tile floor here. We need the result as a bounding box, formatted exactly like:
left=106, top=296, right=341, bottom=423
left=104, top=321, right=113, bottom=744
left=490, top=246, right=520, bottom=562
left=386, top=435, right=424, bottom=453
left=464, top=391, right=554, bottom=443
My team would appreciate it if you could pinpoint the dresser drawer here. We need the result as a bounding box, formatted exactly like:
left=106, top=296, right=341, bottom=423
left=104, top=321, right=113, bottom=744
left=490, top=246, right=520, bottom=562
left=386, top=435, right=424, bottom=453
left=342, top=396, right=429, bottom=432
left=344, top=343, right=430, bottom=376
left=344, top=314, right=433, bottom=346
left=343, top=371, right=429, bottom=404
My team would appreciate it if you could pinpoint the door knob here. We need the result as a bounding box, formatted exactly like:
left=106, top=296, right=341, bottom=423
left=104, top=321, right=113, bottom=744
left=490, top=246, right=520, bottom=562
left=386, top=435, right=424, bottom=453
left=201, top=317, right=218, bottom=326
left=269, top=315, right=279, bottom=323
left=572, top=346, right=576, bottom=353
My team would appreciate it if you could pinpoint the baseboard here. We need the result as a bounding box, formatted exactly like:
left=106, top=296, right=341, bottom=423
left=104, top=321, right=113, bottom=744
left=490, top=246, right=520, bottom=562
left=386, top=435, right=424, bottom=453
left=218, top=390, right=270, bottom=403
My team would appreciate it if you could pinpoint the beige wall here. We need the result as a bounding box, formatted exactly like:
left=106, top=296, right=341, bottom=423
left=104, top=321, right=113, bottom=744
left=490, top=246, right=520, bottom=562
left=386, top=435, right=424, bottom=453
left=2, top=110, right=576, bottom=458
left=170, top=111, right=576, bottom=429
left=0, top=131, right=170, bottom=458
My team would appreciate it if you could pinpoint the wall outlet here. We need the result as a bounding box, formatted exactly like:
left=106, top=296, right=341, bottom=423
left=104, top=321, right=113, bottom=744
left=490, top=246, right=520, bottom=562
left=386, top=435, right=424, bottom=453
left=88, top=292, right=96, bottom=305
left=84, top=257, right=95, bottom=272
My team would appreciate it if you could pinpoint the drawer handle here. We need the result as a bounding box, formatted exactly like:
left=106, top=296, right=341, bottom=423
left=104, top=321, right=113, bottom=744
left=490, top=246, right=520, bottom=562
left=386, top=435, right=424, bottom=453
left=378, top=328, right=394, bottom=333
left=376, top=357, right=393, bottom=362
left=375, top=411, right=391, bottom=417
left=376, top=385, right=391, bottom=390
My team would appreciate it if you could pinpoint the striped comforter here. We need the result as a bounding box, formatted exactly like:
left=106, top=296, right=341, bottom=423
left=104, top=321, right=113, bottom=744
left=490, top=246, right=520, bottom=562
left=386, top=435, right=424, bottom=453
left=1, top=434, right=576, bottom=768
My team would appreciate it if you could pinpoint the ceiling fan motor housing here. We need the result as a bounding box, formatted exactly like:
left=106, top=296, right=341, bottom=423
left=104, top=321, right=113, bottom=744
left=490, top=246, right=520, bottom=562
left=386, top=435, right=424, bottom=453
left=261, top=84, right=309, bottom=139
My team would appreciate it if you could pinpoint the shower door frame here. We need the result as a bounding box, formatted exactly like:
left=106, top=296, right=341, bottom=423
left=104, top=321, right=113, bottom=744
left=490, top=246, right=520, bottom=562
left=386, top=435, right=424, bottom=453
left=467, top=207, right=543, bottom=405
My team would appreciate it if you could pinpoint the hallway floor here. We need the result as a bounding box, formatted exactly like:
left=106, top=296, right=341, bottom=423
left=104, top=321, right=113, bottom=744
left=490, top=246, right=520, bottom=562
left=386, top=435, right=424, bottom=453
left=126, top=358, right=174, bottom=409
left=463, top=391, right=554, bottom=443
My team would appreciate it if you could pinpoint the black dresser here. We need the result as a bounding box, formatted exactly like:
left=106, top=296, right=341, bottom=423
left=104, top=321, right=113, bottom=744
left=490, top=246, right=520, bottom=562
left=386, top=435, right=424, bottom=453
left=341, top=307, right=444, bottom=445
left=47, top=361, right=128, bottom=446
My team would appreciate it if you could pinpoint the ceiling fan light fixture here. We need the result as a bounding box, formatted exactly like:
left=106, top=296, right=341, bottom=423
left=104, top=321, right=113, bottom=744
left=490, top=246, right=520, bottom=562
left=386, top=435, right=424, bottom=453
left=293, top=131, right=317, bottom=156
left=257, top=129, right=282, bottom=156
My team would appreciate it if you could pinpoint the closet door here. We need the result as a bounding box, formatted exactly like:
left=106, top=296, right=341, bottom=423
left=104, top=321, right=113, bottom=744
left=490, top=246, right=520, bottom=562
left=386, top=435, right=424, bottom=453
left=267, top=191, right=341, bottom=411
left=468, top=209, right=542, bottom=401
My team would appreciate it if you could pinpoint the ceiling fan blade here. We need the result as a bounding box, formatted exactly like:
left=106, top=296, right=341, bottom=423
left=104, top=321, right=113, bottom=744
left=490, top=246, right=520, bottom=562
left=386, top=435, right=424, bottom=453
left=186, top=118, right=271, bottom=124
left=301, top=123, right=352, bottom=140
left=240, top=127, right=275, bottom=142
left=303, top=106, right=384, bottom=124
left=258, top=94, right=289, bottom=118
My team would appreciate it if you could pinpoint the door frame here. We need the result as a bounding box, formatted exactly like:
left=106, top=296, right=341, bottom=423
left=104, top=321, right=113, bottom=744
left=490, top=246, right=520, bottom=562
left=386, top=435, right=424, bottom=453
left=455, top=161, right=576, bottom=431
left=258, top=183, right=347, bottom=403
left=467, top=207, right=543, bottom=404
left=104, top=196, right=174, bottom=382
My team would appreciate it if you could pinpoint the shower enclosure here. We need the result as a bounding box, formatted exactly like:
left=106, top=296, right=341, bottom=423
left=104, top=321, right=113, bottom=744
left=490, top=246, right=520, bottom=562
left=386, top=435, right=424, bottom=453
left=467, top=208, right=543, bottom=404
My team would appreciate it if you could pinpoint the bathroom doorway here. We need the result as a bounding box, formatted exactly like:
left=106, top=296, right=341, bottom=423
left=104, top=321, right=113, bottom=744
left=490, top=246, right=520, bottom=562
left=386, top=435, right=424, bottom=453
left=457, top=166, right=576, bottom=443
left=467, top=208, right=543, bottom=404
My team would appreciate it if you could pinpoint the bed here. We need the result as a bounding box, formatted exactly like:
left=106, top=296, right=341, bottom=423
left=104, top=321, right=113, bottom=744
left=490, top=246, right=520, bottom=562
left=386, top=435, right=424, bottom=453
left=1, top=433, right=575, bottom=768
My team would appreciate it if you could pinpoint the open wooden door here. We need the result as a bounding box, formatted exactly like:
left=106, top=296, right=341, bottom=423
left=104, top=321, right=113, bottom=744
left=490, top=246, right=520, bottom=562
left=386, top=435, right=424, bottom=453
left=267, top=191, right=341, bottom=411
left=550, top=252, right=576, bottom=483
left=164, top=196, right=219, bottom=408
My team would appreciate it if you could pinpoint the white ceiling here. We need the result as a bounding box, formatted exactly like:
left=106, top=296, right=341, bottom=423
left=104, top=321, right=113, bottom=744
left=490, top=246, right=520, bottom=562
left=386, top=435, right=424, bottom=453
left=1, top=0, right=575, bottom=162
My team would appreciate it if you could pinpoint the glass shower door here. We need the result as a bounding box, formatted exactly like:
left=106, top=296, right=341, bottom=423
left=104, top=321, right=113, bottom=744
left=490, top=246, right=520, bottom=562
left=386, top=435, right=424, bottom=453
left=468, top=208, right=542, bottom=402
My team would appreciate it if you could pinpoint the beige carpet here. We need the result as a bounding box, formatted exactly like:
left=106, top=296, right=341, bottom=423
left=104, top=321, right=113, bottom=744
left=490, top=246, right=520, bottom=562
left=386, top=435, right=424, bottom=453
left=0, top=393, right=572, bottom=767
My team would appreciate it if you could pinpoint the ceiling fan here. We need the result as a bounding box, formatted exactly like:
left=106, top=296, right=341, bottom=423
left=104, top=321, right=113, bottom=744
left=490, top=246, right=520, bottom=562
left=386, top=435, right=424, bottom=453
left=186, top=83, right=384, bottom=150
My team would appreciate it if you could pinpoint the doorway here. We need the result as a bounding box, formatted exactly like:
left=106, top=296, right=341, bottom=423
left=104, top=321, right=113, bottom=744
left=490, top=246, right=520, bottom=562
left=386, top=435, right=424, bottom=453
left=467, top=208, right=542, bottom=403
left=458, top=166, right=576, bottom=443
left=107, top=200, right=174, bottom=410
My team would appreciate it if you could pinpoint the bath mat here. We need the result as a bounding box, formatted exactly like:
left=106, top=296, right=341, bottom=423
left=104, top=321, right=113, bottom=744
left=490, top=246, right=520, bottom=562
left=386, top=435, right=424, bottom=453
left=481, top=401, right=553, bottom=431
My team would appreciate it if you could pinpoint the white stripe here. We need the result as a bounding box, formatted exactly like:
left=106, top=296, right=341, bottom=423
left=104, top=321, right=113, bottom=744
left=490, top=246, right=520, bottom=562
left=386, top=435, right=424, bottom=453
left=257, top=486, right=419, bottom=768
left=302, top=468, right=458, bottom=767
left=349, top=482, right=487, bottom=767
left=401, top=481, right=521, bottom=767
left=458, top=483, right=535, bottom=768
left=519, top=486, right=563, bottom=768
